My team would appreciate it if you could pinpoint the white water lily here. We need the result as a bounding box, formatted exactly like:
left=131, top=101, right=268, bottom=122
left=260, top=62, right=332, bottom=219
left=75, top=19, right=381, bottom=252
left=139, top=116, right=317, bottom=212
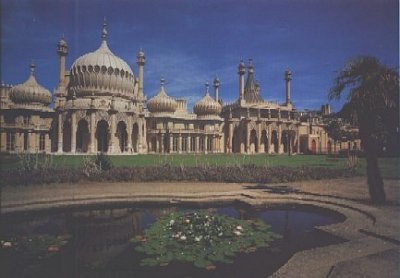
left=236, top=225, right=243, bottom=230
left=234, top=230, right=242, bottom=236
left=218, top=232, right=223, bottom=237
left=180, top=235, right=187, bottom=241
left=185, top=219, right=190, bottom=223
left=169, top=220, right=175, bottom=225
left=195, top=236, right=201, bottom=242
left=2, top=241, right=12, bottom=248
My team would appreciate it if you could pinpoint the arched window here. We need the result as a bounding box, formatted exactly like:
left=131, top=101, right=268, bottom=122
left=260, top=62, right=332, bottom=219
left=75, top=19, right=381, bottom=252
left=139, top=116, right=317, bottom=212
left=39, top=133, right=46, bottom=151
left=24, top=132, right=28, bottom=151
left=6, top=132, right=15, bottom=151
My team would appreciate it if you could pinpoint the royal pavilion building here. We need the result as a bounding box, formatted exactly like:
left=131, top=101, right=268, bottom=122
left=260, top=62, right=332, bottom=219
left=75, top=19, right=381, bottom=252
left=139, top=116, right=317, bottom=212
left=0, top=23, right=359, bottom=155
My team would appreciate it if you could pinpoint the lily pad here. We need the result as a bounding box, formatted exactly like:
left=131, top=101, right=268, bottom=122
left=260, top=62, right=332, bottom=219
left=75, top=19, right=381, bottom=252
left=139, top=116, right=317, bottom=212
left=132, top=210, right=280, bottom=269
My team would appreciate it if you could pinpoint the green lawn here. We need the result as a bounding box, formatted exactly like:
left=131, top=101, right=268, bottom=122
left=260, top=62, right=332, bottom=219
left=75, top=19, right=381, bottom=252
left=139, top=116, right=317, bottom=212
left=1, top=153, right=398, bottom=179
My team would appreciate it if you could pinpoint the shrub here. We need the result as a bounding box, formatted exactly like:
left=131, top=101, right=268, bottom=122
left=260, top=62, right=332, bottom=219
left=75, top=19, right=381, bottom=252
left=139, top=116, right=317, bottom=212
left=82, top=156, right=102, bottom=178
left=0, top=164, right=356, bottom=187
left=94, top=153, right=113, bottom=171
left=18, top=152, right=54, bottom=173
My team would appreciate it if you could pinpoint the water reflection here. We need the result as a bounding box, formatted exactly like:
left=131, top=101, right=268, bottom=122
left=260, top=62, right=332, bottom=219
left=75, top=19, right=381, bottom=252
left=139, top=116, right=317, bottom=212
left=1, top=205, right=346, bottom=278
left=69, top=207, right=175, bottom=267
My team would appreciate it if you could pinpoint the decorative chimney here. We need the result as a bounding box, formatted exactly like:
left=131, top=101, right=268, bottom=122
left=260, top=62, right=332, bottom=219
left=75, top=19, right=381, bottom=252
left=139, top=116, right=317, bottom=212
left=57, top=36, right=68, bottom=87
left=213, top=75, right=220, bottom=103
left=285, top=69, right=292, bottom=105
left=137, top=48, right=145, bottom=99
left=238, top=59, right=245, bottom=101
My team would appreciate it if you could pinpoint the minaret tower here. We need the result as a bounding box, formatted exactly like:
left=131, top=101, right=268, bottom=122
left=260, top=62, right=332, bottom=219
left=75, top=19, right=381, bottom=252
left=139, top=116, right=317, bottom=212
left=137, top=48, right=145, bottom=99
left=285, top=69, right=292, bottom=105
left=213, top=75, right=220, bottom=103
left=57, top=36, right=68, bottom=88
left=238, top=59, right=245, bottom=102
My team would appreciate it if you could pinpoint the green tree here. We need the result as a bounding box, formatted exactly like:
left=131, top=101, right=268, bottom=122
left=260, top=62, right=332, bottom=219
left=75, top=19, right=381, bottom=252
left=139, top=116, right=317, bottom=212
left=329, top=56, right=399, bottom=204
left=325, top=117, right=343, bottom=152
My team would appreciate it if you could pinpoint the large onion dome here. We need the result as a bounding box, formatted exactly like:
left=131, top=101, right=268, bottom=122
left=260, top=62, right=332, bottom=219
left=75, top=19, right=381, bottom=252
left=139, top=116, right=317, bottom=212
left=147, top=78, right=177, bottom=113
left=68, top=22, right=135, bottom=99
left=193, top=82, right=221, bottom=116
left=10, top=63, right=51, bottom=105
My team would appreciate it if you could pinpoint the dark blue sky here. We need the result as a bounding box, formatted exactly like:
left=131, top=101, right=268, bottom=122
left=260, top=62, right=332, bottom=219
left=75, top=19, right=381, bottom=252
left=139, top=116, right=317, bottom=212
left=1, top=0, right=398, bottom=111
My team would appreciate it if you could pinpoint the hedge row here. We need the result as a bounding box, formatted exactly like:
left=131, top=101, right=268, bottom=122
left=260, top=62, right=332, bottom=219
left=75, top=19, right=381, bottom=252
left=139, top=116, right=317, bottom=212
left=0, top=165, right=356, bottom=186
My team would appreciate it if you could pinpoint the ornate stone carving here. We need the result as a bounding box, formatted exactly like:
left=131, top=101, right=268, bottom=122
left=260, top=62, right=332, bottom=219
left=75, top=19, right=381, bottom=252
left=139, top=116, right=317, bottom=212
left=76, top=110, right=87, bottom=122
left=95, top=110, right=110, bottom=124
left=116, top=112, right=128, bottom=125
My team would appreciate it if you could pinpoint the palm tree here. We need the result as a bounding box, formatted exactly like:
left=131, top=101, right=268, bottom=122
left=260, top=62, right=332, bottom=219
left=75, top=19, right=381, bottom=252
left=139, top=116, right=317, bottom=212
left=329, top=56, right=399, bottom=204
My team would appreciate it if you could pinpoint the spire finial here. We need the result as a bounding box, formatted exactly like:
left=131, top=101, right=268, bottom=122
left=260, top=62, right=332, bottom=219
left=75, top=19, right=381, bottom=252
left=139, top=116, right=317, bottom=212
left=248, top=58, right=253, bottom=67
left=248, top=58, right=254, bottom=73
left=213, top=75, right=220, bottom=87
left=285, top=68, right=292, bottom=81
left=30, top=61, right=35, bottom=76
left=205, top=81, right=210, bottom=95
left=160, top=76, right=165, bottom=87
left=102, top=17, right=108, bottom=41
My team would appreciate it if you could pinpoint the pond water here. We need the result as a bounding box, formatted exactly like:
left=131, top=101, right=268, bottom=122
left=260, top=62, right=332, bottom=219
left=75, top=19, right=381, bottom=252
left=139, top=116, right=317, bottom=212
left=1, top=203, right=346, bottom=278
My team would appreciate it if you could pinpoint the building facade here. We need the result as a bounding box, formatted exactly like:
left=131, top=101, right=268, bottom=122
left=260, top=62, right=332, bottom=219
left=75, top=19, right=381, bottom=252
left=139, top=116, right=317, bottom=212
left=0, top=23, right=359, bottom=155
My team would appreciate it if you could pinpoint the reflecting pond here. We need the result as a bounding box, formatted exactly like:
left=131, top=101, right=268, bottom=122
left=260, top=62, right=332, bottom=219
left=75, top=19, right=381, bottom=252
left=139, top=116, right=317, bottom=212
left=1, top=204, right=346, bottom=278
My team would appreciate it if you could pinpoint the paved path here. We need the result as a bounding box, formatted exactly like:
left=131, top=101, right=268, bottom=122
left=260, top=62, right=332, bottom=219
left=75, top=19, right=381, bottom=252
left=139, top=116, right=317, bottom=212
left=2, top=177, right=399, bottom=277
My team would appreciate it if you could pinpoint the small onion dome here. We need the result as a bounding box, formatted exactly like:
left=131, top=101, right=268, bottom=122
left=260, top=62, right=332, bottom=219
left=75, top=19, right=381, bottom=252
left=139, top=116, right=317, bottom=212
left=147, top=78, right=177, bottom=113
left=193, top=82, right=221, bottom=116
left=68, top=21, right=135, bottom=99
left=10, top=63, right=51, bottom=105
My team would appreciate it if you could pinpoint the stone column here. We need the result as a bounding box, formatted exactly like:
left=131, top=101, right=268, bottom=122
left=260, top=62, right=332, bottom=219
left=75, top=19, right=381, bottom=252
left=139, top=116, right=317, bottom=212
left=169, top=134, right=173, bottom=153
left=89, top=111, right=96, bottom=154
left=256, top=122, right=261, bottom=153
left=126, top=116, right=132, bottom=153
left=187, top=136, right=191, bottom=153
left=45, top=133, right=51, bottom=153
left=178, top=134, right=182, bottom=154
left=296, top=126, right=300, bottom=153
left=57, top=113, right=63, bottom=153
left=204, top=136, right=208, bottom=154
left=0, top=132, right=6, bottom=152
left=36, top=133, right=40, bottom=152
left=267, top=125, right=272, bottom=154
left=142, top=118, right=147, bottom=153
left=246, top=123, right=250, bottom=154
left=17, top=132, right=24, bottom=152
left=228, top=122, right=233, bottom=153
left=161, top=134, right=165, bottom=153
left=195, top=135, right=200, bottom=153
left=137, top=119, right=143, bottom=153
left=109, top=113, right=116, bottom=153
left=70, top=111, right=76, bottom=153
left=278, top=124, right=283, bottom=154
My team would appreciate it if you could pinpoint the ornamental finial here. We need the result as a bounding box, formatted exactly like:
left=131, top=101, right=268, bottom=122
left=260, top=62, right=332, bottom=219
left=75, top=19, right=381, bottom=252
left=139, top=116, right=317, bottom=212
left=102, top=17, right=108, bottom=41
left=30, top=61, right=35, bottom=76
